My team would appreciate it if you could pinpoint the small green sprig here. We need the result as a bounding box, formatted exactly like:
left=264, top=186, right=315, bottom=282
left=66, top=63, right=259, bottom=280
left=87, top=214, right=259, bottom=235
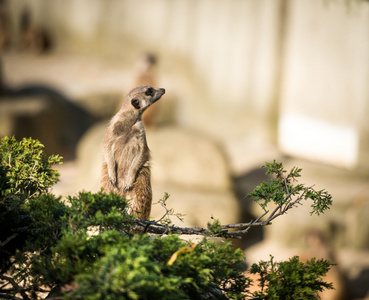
left=207, top=218, right=224, bottom=235
left=0, top=136, right=62, bottom=200
left=247, top=161, right=332, bottom=220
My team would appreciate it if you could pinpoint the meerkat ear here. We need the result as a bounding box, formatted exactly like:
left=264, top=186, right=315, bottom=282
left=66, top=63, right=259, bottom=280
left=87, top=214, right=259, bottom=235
left=131, top=99, right=140, bottom=109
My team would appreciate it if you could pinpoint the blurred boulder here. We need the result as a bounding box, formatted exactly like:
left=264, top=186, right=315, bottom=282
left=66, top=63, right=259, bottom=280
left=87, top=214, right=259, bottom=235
left=76, top=120, right=107, bottom=193
left=0, top=86, right=95, bottom=160
left=345, top=191, right=369, bottom=251
left=151, top=183, right=239, bottom=228
left=147, top=127, right=232, bottom=191
left=74, top=92, right=122, bottom=120
left=0, top=96, right=60, bottom=152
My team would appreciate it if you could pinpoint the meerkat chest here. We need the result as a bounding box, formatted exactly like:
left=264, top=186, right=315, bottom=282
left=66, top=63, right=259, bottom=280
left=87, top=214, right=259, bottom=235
left=112, top=122, right=147, bottom=154
left=128, top=122, right=146, bottom=146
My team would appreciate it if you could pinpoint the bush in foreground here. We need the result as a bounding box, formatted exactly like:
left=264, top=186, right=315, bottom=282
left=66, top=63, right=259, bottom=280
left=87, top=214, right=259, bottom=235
left=0, top=136, right=333, bottom=299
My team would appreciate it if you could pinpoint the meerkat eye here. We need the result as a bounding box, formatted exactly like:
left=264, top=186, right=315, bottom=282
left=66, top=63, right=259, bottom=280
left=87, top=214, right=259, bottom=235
left=145, top=87, right=154, bottom=96
left=131, top=99, right=140, bottom=109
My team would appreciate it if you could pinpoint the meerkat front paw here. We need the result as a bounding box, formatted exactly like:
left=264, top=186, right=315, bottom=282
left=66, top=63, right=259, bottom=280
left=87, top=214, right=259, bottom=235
left=109, top=177, right=117, bottom=187
left=123, top=181, right=134, bottom=192
left=123, top=177, right=135, bottom=192
left=124, top=185, right=133, bottom=193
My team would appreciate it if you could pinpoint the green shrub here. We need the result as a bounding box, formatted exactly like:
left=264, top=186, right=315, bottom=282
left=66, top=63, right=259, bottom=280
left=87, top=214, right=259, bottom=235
left=0, top=136, right=334, bottom=299
left=250, top=255, right=334, bottom=300
left=0, top=137, right=61, bottom=271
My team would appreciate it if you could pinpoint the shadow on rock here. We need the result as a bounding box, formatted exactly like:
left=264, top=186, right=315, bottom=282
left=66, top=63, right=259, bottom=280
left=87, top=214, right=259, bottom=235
left=0, top=84, right=97, bottom=160
left=346, top=268, right=369, bottom=299
left=232, top=167, right=271, bottom=249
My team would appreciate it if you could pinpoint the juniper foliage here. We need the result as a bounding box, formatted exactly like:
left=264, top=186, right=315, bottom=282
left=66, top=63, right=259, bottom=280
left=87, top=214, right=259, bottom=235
left=0, top=137, right=334, bottom=299
left=250, top=255, right=334, bottom=299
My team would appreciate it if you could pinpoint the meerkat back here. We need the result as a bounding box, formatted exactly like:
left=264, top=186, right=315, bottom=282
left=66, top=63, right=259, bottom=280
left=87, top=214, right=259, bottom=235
left=100, top=85, right=165, bottom=220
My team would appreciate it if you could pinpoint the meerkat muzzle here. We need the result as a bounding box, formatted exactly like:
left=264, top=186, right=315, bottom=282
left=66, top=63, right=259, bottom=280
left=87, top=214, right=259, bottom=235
left=153, top=88, right=165, bottom=103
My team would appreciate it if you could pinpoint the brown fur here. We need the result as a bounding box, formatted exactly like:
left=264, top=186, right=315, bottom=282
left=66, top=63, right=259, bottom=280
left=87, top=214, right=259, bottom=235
left=101, top=85, right=165, bottom=220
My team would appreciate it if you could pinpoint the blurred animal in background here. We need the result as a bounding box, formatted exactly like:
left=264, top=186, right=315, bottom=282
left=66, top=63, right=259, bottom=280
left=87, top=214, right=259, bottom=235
left=132, top=53, right=160, bottom=128
left=101, top=85, right=165, bottom=220
left=19, top=7, right=52, bottom=53
left=0, top=0, right=10, bottom=52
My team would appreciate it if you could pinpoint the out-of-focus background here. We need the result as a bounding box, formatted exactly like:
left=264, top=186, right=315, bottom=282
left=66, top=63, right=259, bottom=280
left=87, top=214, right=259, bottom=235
left=1, top=0, right=369, bottom=298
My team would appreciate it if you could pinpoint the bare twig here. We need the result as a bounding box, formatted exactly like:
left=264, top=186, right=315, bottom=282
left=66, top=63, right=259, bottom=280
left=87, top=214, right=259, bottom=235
left=153, top=193, right=185, bottom=225
left=135, top=213, right=270, bottom=240
left=155, top=201, right=172, bottom=223
left=0, top=293, right=23, bottom=300
left=0, top=234, right=18, bottom=248
left=0, top=275, right=30, bottom=300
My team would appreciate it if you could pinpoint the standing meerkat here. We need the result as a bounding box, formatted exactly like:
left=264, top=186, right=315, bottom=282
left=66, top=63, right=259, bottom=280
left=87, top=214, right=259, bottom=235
left=101, top=85, right=165, bottom=220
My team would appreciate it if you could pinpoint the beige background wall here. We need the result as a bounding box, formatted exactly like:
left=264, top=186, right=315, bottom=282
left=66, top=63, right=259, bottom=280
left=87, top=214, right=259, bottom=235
left=5, top=0, right=369, bottom=173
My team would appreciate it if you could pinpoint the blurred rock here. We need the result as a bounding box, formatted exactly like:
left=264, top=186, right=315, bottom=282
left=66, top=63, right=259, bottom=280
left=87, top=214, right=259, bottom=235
left=345, top=191, right=369, bottom=251
left=147, top=127, right=231, bottom=191
left=0, top=96, right=59, bottom=152
left=51, top=161, right=79, bottom=198
left=225, top=134, right=281, bottom=176
left=0, top=93, right=94, bottom=159
left=74, top=92, right=122, bottom=120
left=151, top=183, right=239, bottom=228
left=338, top=249, right=369, bottom=299
left=76, top=120, right=107, bottom=193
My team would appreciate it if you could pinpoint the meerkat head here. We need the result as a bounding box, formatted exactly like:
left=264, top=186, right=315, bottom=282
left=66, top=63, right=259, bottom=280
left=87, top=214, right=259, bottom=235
left=126, top=85, right=165, bottom=114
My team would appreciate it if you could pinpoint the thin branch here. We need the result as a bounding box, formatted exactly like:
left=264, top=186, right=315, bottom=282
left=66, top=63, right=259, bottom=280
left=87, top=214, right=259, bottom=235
left=0, top=275, right=30, bottom=300
left=280, top=170, right=290, bottom=196
left=0, top=234, right=18, bottom=248
left=135, top=213, right=271, bottom=240
left=0, top=293, right=23, bottom=300
left=142, top=222, right=152, bottom=234
left=265, top=171, right=293, bottom=222
left=135, top=181, right=321, bottom=240
left=155, top=201, right=172, bottom=223
left=223, top=210, right=269, bottom=229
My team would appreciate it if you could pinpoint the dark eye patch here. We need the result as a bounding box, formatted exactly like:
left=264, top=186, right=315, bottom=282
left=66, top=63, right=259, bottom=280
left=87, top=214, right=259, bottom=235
left=145, top=87, right=154, bottom=96
left=131, top=98, right=140, bottom=109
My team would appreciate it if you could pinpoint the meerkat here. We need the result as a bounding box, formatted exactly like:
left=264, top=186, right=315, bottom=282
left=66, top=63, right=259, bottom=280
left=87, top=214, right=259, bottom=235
left=101, top=85, right=165, bottom=220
